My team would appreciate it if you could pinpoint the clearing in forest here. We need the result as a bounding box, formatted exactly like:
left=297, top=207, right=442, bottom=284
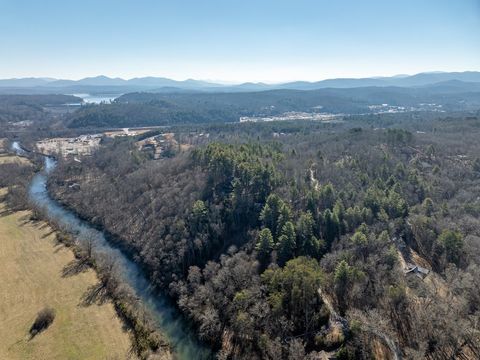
left=0, top=154, right=31, bottom=165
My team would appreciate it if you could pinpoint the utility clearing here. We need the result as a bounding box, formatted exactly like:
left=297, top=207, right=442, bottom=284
left=0, top=191, right=134, bottom=360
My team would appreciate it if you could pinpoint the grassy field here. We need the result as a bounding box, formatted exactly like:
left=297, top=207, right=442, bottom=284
left=0, top=154, right=32, bottom=165
left=0, top=139, right=30, bottom=165
left=0, top=196, right=135, bottom=360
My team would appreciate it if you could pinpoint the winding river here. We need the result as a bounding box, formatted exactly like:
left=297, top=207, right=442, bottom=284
left=14, top=143, right=211, bottom=360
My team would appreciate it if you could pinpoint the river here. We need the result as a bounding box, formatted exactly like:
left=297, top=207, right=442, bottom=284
left=11, top=141, right=26, bottom=156
left=15, top=143, right=211, bottom=360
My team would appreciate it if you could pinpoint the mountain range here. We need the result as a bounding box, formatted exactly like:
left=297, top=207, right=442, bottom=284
left=0, top=71, right=479, bottom=94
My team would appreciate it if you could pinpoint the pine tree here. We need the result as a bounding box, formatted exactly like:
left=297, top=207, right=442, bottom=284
left=423, top=197, right=434, bottom=216
left=333, top=199, right=346, bottom=235
left=277, top=221, right=296, bottom=265
left=319, top=183, right=336, bottom=210
left=256, top=228, right=274, bottom=265
left=438, top=229, right=463, bottom=265
left=297, top=211, right=320, bottom=257
left=276, top=204, right=292, bottom=239
left=323, top=209, right=339, bottom=248
left=334, top=260, right=364, bottom=314
left=260, top=194, right=290, bottom=239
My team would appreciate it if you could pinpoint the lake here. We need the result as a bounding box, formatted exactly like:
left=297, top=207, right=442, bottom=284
left=71, top=93, right=122, bottom=104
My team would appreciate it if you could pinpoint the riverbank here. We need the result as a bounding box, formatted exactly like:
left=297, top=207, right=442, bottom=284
left=46, top=175, right=213, bottom=360
left=0, top=190, right=134, bottom=360
left=28, top=153, right=205, bottom=359
left=0, top=145, right=170, bottom=359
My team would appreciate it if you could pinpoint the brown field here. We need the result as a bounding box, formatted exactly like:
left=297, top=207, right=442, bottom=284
left=0, top=194, right=134, bottom=360
left=0, top=154, right=31, bottom=165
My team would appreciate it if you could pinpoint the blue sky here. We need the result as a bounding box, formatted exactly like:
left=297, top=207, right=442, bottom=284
left=1, top=0, right=479, bottom=82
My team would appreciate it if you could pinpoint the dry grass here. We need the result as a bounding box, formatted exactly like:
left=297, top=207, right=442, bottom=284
left=0, top=154, right=31, bottom=165
left=0, top=199, right=135, bottom=360
left=371, top=337, right=394, bottom=360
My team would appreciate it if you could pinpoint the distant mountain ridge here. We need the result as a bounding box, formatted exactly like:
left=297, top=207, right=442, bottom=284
left=0, top=71, right=479, bottom=94
left=0, top=75, right=218, bottom=90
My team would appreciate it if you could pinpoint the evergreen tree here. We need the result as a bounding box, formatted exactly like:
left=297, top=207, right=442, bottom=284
left=334, top=260, right=364, bottom=314
left=277, top=221, right=296, bottom=265
left=423, top=197, right=434, bottom=216
left=191, top=200, right=208, bottom=233
left=276, top=203, right=292, bottom=239
left=260, top=194, right=282, bottom=227
left=319, top=183, right=336, bottom=210
left=260, top=194, right=290, bottom=239
left=323, top=209, right=339, bottom=248
left=333, top=199, right=346, bottom=235
left=262, top=257, right=325, bottom=334
left=297, top=211, right=322, bottom=257
left=256, top=228, right=274, bottom=265
left=438, top=229, right=464, bottom=265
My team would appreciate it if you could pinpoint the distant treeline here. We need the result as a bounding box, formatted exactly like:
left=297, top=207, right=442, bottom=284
left=67, top=102, right=239, bottom=128
left=66, top=85, right=480, bottom=128
left=0, top=94, right=82, bottom=106
left=0, top=94, right=82, bottom=125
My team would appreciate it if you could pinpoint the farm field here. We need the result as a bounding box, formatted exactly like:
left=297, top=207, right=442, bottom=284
left=0, top=154, right=31, bottom=165
left=0, top=192, right=134, bottom=360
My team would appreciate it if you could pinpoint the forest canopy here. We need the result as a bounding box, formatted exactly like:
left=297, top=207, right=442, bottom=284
left=48, top=112, right=480, bottom=359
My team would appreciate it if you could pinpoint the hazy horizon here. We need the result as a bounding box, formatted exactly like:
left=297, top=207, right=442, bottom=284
left=1, top=0, right=479, bottom=83
left=2, top=69, right=480, bottom=85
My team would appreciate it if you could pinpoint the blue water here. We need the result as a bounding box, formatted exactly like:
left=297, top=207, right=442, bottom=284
left=11, top=141, right=26, bottom=156
left=71, top=93, right=121, bottom=104
left=23, top=150, right=211, bottom=360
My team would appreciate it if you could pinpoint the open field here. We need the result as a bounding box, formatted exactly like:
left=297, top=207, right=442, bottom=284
left=0, top=193, right=134, bottom=360
left=0, top=154, right=31, bottom=165
left=0, top=139, right=31, bottom=164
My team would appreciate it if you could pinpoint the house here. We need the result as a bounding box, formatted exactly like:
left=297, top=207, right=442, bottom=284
left=404, top=263, right=430, bottom=279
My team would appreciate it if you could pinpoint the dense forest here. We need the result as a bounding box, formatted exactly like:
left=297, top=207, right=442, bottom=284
left=48, top=112, right=480, bottom=359
left=66, top=85, right=480, bottom=128
left=0, top=94, right=81, bottom=107
left=67, top=101, right=240, bottom=128
left=0, top=94, right=81, bottom=132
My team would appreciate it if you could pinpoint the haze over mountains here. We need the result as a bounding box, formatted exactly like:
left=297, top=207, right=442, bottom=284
left=1, top=71, right=480, bottom=94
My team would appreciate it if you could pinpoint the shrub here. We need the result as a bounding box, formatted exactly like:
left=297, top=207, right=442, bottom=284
left=30, top=307, right=56, bottom=337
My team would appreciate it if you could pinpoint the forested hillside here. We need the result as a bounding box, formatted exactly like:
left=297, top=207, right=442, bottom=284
left=66, top=85, right=480, bottom=128
left=0, top=94, right=81, bottom=126
left=49, top=113, right=480, bottom=359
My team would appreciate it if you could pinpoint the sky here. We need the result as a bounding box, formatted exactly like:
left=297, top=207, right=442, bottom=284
left=1, top=0, right=479, bottom=83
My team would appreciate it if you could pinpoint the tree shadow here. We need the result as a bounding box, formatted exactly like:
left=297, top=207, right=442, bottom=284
left=28, top=330, right=40, bottom=340
left=0, top=208, right=14, bottom=218
left=41, top=229, right=55, bottom=239
left=18, top=214, right=36, bottom=225
left=80, top=282, right=109, bottom=306
left=53, top=244, right=65, bottom=254
left=38, top=222, right=51, bottom=230
left=28, top=308, right=56, bottom=340
left=62, top=258, right=90, bottom=277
